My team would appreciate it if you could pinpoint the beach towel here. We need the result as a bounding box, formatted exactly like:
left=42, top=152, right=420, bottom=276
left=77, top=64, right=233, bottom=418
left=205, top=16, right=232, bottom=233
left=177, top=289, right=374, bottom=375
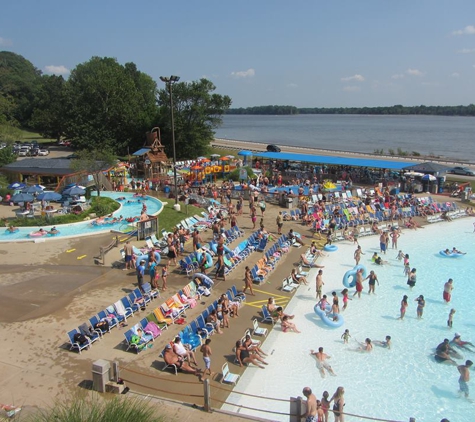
left=144, top=321, right=162, bottom=338
left=114, top=300, right=127, bottom=317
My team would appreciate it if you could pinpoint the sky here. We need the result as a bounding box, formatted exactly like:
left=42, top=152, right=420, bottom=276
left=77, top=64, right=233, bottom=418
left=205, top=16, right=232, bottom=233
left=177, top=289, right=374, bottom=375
left=1, top=0, right=475, bottom=108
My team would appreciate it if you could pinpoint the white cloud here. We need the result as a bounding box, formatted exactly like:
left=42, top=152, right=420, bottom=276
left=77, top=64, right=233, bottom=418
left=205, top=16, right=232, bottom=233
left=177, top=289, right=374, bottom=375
left=230, top=68, right=255, bottom=79
left=451, top=72, right=460, bottom=78
left=457, top=48, right=475, bottom=54
left=342, top=86, right=361, bottom=92
left=452, top=25, right=475, bottom=36
left=44, top=65, right=70, bottom=75
left=406, top=68, right=425, bottom=77
left=391, top=73, right=405, bottom=80
left=341, top=74, right=364, bottom=82
left=287, top=83, right=298, bottom=88
left=0, top=37, right=12, bottom=46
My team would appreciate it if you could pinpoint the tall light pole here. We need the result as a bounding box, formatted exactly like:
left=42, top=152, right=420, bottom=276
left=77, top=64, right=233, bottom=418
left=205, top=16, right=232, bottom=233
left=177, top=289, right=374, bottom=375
left=160, top=75, right=180, bottom=210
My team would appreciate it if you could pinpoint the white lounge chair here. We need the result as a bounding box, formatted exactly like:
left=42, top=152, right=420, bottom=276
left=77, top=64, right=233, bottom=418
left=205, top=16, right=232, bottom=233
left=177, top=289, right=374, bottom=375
left=253, top=319, right=268, bottom=337
left=221, top=362, right=240, bottom=385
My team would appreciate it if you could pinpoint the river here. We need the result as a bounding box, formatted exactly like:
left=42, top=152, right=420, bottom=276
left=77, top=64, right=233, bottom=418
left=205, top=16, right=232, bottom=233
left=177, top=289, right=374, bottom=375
left=215, top=114, right=475, bottom=162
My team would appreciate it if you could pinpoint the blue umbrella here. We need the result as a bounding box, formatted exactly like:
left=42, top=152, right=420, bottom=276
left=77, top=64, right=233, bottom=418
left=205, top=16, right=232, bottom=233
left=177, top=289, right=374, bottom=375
left=24, top=185, right=44, bottom=194
left=238, top=150, right=253, bottom=156
left=37, top=191, right=63, bottom=201
left=8, top=182, right=26, bottom=189
left=12, top=193, right=34, bottom=203
left=63, top=185, right=86, bottom=196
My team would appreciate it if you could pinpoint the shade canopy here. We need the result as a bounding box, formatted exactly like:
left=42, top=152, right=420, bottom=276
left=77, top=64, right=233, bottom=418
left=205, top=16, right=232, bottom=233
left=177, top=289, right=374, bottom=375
left=238, top=150, right=253, bottom=156
left=404, top=171, right=424, bottom=177
left=8, top=182, right=26, bottom=189
left=402, top=162, right=451, bottom=174
left=225, top=155, right=235, bottom=159
left=37, top=192, right=63, bottom=201
left=63, top=186, right=86, bottom=196
left=24, top=185, right=45, bottom=194
left=421, top=174, right=437, bottom=181
left=220, top=156, right=230, bottom=161
left=210, top=153, right=221, bottom=158
left=11, top=193, right=34, bottom=203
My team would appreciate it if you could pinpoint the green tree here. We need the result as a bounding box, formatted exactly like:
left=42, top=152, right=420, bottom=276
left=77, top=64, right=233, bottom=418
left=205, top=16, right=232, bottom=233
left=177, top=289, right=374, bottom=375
left=65, top=57, right=159, bottom=153
left=70, top=149, right=116, bottom=196
left=158, top=78, right=231, bottom=159
left=0, top=51, right=41, bottom=126
left=30, top=75, right=68, bottom=141
left=0, top=145, right=16, bottom=167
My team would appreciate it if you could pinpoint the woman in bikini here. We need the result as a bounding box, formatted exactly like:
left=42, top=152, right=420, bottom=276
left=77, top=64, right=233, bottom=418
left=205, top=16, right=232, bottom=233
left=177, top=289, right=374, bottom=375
left=331, top=387, right=345, bottom=422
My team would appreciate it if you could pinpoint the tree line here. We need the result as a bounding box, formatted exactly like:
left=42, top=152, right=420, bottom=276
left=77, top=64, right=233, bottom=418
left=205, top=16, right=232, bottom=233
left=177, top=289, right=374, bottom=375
left=227, top=104, right=475, bottom=116
left=0, top=51, right=231, bottom=161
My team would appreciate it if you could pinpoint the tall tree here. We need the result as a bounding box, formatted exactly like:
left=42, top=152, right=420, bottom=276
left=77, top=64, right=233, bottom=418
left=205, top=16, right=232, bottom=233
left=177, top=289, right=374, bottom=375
left=0, top=51, right=41, bottom=126
left=158, top=78, right=231, bottom=159
left=65, top=57, right=159, bottom=153
left=30, top=75, right=68, bottom=141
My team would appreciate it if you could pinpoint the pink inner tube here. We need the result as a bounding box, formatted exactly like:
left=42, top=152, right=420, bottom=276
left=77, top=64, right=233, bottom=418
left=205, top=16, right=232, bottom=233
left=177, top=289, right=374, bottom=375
left=29, top=231, right=48, bottom=237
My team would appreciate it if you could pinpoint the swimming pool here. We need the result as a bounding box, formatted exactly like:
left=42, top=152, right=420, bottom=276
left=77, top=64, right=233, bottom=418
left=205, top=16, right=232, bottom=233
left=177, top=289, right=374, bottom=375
left=223, top=219, right=475, bottom=422
left=0, top=192, right=163, bottom=242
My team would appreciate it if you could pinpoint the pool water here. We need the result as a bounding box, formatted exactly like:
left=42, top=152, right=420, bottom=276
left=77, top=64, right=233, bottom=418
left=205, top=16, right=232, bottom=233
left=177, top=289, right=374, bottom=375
left=223, top=219, right=475, bottom=422
left=0, top=192, right=163, bottom=242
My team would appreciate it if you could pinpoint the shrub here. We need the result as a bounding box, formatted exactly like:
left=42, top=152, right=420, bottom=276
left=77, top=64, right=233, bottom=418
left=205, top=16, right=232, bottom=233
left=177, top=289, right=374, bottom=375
left=228, top=166, right=254, bottom=181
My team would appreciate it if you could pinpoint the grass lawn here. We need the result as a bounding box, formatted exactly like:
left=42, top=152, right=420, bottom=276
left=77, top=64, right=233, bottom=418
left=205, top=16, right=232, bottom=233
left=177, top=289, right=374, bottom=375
left=18, top=128, right=55, bottom=144
left=157, top=197, right=206, bottom=232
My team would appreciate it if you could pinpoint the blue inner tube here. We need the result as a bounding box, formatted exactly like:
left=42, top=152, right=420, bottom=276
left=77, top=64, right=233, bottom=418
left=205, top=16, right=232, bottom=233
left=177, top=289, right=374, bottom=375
left=439, top=250, right=464, bottom=258
left=193, top=273, right=214, bottom=288
left=314, top=304, right=345, bottom=328
left=5, top=229, right=19, bottom=234
left=324, top=245, right=338, bottom=252
left=343, top=264, right=367, bottom=288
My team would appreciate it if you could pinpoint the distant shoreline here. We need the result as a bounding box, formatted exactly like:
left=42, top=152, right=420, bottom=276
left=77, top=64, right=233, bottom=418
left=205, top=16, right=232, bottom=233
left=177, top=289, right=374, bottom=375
left=212, top=138, right=472, bottom=166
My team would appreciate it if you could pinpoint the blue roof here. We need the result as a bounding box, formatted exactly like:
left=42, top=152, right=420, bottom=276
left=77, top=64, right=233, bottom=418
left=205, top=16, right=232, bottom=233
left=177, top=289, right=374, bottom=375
left=252, top=152, right=418, bottom=170
left=132, top=147, right=151, bottom=156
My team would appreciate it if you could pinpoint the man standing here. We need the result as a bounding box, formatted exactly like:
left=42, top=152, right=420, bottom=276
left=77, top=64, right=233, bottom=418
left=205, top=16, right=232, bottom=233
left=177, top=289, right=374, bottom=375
left=302, top=387, right=318, bottom=422
left=443, top=279, right=454, bottom=303
left=124, top=241, right=134, bottom=270
left=310, top=347, right=336, bottom=378
left=276, top=211, right=283, bottom=235
left=458, top=360, right=473, bottom=398
left=200, top=338, right=212, bottom=380
left=136, top=260, right=145, bottom=291
left=316, top=270, right=324, bottom=300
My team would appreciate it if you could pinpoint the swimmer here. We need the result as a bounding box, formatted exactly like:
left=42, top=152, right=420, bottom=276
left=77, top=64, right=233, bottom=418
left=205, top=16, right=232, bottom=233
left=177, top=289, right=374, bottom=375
left=451, top=247, right=466, bottom=255
left=435, top=339, right=457, bottom=365
left=310, top=347, right=336, bottom=377
left=458, top=360, right=473, bottom=398
left=341, top=329, right=351, bottom=344
left=398, top=295, right=408, bottom=320
left=447, top=309, right=455, bottom=328
left=356, top=338, right=373, bottom=352
left=415, top=295, right=425, bottom=319
left=49, top=226, right=59, bottom=234
left=396, top=250, right=405, bottom=260
left=451, top=333, right=475, bottom=351
left=374, top=336, right=392, bottom=349
left=7, top=225, right=18, bottom=233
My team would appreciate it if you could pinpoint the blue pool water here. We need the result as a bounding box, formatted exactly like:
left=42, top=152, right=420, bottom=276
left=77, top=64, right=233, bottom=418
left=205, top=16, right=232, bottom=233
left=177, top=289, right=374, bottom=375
left=0, top=192, right=163, bottom=242
left=224, top=218, right=475, bottom=421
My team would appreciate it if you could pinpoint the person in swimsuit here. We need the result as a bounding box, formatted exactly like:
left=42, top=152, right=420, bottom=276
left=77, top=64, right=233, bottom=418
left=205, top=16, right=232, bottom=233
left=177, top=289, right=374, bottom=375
left=407, top=268, right=417, bottom=290
left=163, top=344, right=200, bottom=375
left=200, top=338, right=212, bottom=380
left=452, top=333, right=475, bottom=351
left=447, top=309, right=456, bottom=328
left=331, top=387, right=345, bottom=422
left=435, top=339, right=457, bottom=364
left=458, top=360, right=473, bottom=398
left=398, top=295, right=408, bottom=320
left=173, top=336, right=198, bottom=366
left=320, top=391, right=331, bottom=422
left=161, top=263, right=168, bottom=291
left=374, top=336, right=392, bottom=349
left=357, top=338, right=373, bottom=352
left=354, top=245, right=363, bottom=265
left=443, top=279, right=454, bottom=303
left=235, top=341, right=268, bottom=368
left=364, top=270, right=379, bottom=294
left=341, top=289, right=350, bottom=311
left=316, top=270, right=324, bottom=300
left=415, top=295, right=425, bottom=319
left=352, top=269, right=364, bottom=299
left=302, top=387, right=318, bottom=422
left=310, top=347, right=336, bottom=377
left=281, top=315, right=301, bottom=333
left=341, top=329, right=351, bottom=344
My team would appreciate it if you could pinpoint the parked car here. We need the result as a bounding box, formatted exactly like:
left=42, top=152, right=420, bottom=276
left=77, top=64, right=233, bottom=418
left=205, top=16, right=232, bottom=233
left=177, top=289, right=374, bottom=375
left=18, top=146, right=30, bottom=157
left=266, top=144, right=281, bottom=152
left=450, top=166, right=475, bottom=176
left=38, top=149, right=50, bottom=156
left=29, top=146, right=40, bottom=156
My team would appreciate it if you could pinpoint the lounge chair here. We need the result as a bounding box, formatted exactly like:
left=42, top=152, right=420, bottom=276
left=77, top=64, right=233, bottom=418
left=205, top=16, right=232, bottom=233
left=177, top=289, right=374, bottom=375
left=221, top=362, right=240, bottom=385
left=261, top=305, right=275, bottom=324
left=159, top=347, right=178, bottom=375
left=89, top=315, right=111, bottom=335
left=67, top=329, right=92, bottom=354
left=124, top=324, right=154, bottom=353
left=282, top=277, right=297, bottom=293
left=253, top=318, right=268, bottom=337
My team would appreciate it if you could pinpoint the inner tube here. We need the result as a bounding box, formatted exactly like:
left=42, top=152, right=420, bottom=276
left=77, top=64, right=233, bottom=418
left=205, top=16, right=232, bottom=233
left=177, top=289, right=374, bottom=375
left=343, top=264, right=367, bottom=288
left=5, top=228, right=19, bottom=234
left=193, top=273, right=214, bottom=289
left=196, top=252, right=213, bottom=269
left=439, top=250, right=464, bottom=258
left=29, top=231, right=48, bottom=237
left=314, top=304, right=344, bottom=328
left=324, top=245, right=338, bottom=252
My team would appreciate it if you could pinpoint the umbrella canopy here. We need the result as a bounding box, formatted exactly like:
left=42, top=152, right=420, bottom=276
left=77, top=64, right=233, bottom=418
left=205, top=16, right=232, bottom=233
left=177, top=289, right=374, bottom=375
left=24, top=185, right=45, bottom=194
left=65, top=183, right=86, bottom=189
left=210, top=154, right=221, bottom=158
left=12, top=193, right=34, bottom=203
left=238, top=150, right=253, bottom=156
left=197, top=156, right=207, bottom=160
left=63, top=185, right=86, bottom=196
left=421, top=174, right=437, bottom=181
left=225, top=155, right=235, bottom=159
left=402, top=162, right=451, bottom=174
left=404, top=171, right=424, bottom=177
left=220, top=156, right=230, bottom=161
left=200, top=158, right=211, bottom=162
left=191, top=165, right=204, bottom=170
left=37, top=191, right=63, bottom=201
left=8, top=182, right=26, bottom=189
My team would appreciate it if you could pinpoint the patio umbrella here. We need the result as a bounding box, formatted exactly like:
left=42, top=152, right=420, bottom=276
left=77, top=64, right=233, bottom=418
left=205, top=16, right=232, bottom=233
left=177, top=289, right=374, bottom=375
left=404, top=171, right=424, bottom=177
left=220, top=156, right=230, bottom=161
left=200, top=158, right=211, bottom=162
left=63, top=185, right=86, bottom=196
left=197, top=156, right=207, bottom=160
left=421, top=174, right=437, bottom=181
left=8, top=182, right=26, bottom=189
left=65, top=183, right=86, bottom=189
left=37, top=191, right=63, bottom=201
left=225, top=155, right=235, bottom=159
left=210, top=154, right=221, bottom=158
left=11, top=193, right=34, bottom=203
left=24, top=185, right=45, bottom=194
left=238, top=150, right=253, bottom=156
left=191, top=165, right=204, bottom=170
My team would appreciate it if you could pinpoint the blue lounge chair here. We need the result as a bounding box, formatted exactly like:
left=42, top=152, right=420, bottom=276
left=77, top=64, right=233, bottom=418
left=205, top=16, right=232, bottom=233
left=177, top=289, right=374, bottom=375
left=67, top=329, right=92, bottom=354
left=261, top=305, right=276, bottom=325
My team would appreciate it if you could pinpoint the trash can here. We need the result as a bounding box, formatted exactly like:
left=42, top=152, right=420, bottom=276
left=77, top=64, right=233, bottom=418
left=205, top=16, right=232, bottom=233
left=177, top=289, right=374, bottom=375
left=431, top=184, right=438, bottom=194
left=92, top=359, right=111, bottom=393
left=286, top=198, right=293, bottom=209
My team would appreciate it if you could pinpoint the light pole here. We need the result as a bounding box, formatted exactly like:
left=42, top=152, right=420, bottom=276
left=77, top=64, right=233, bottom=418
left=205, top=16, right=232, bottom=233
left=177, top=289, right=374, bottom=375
left=160, top=75, right=180, bottom=210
